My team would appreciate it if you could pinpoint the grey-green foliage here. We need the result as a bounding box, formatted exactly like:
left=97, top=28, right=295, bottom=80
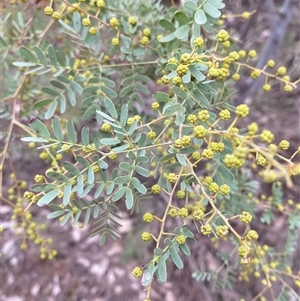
left=7, top=0, right=300, bottom=298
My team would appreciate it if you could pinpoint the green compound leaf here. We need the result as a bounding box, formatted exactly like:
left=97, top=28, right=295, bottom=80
left=66, top=120, right=77, bottom=143
left=157, top=256, right=167, bottom=283
left=175, top=25, right=189, bottom=40
left=194, top=8, right=207, bottom=25
left=28, top=118, right=50, bottom=139
left=37, top=189, right=59, bottom=206
left=19, top=46, right=37, bottom=63
left=125, top=188, right=134, bottom=210
left=203, top=2, right=221, bottom=18
left=52, top=116, right=63, bottom=140
left=170, top=246, right=184, bottom=269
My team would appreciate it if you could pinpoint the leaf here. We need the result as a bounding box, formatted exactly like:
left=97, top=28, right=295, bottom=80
left=96, top=110, right=115, bottom=121
left=37, top=189, right=59, bottom=206
left=142, top=264, right=157, bottom=287
left=28, top=118, right=50, bottom=139
left=175, top=107, right=186, bottom=125
left=20, top=46, right=37, bottom=63
left=174, top=11, right=190, bottom=26
left=131, top=177, right=147, bottom=194
left=51, top=117, right=63, bottom=140
left=194, top=8, right=207, bottom=25
left=46, top=171, right=69, bottom=183
left=179, top=243, right=191, bottom=256
left=203, top=2, right=221, bottom=18
left=81, top=126, right=89, bottom=146
left=32, top=46, right=46, bottom=65
left=48, top=45, right=57, bottom=66
left=63, top=183, right=72, bottom=206
left=170, top=246, right=184, bottom=269
left=13, top=62, right=37, bottom=67
left=100, top=138, right=121, bottom=145
left=33, top=98, right=54, bottom=109
left=50, top=80, right=66, bottom=90
left=66, top=120, right=77, bottom=143
left=159, top=32, right=176, bottom=43
left=176, top=153, right=186, bottom=166
left=125, top=188, right=134, bottom=210
left=175, top=25, right=189, bottom=40
left=76, top=156, right=90, bottom=168
left=112, top=187, right=127, bottom=202
left=63, top=161, right=80, bottom=176
left=73, top=12, right=81, bottom=32
left=84, top=207, right=91, bottom=225
left=45, top=101, right=58, bottom=119
left=120, top=104, right=128, bottom=127
left=172, top=86, right=187, bottom=99
left=87, top=166, right=95, bottom=184
left=21, top=137, right=49, bottom=143
left=157, top=257, right=167, bottom=283
left=135, top=165, right=150, bottom=177
left=193, top=89, right=210, bottom=108
left=59, top=19, right=77, bottom=34
left=104, top=98, right=118, bottom=119
left=60, top=211, right=72, bottom=226
left=153, top=92, right=170, bottom=102
left=94, top=183, right=105, bottom=198
left=159, top=19, right=176, bottom=32
left=67, top=87, right=76, bottom=106
left=42, top=86, right=60, bottom=96
left=189, top=64, right=206, bottom=81
left=47, top=210, right=65, bottom=219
